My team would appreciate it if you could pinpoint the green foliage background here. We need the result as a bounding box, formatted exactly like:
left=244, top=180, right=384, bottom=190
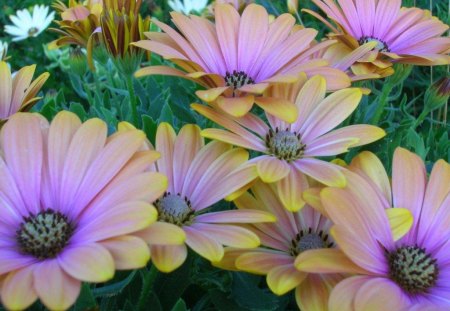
left=0, top=0, right=449, bottom=310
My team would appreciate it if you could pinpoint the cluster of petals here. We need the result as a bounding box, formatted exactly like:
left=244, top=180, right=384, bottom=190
left=133, top=3, right=349, bottom=119
left=193, top=74, right=385, bottom=211
left=298, top=148, right=450, bottom=310
left=0, top=111, right=168, bottom=310
left=0, top=61, right=49, bottom=124
left=4, top=5, right=55, bottom=42
left=133, top=122, right=276, bottom=272
left=215, top=178, right=348, bottom=311
left=309, top=0, right=450, bottom=76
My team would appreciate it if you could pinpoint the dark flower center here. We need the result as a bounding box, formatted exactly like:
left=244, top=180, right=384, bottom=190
left=28, top=27, right=39, bottom=36
left=155, top=192, right=194, bottom=226
left=266, top=128, right=306, bottom=162
left=17, top=209, right=74, bottom=259
left=290, top=228, right=333, bottom=256
left=224, top=70, right=255, bottom=90
left=358, top=36, right=390, bottom=52
left=388, top=245, right=439, bottom=294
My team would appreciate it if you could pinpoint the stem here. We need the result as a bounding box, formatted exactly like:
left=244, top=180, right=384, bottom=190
left=126, top=74, right=139, bottom=126
left=371, top=83, right=394, bottom=125
left=137, top=265, right=158, bottom=311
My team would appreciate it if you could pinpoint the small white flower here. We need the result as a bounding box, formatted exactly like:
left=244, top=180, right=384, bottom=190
left=0, top=40, right=8, bottom=60
left=4, top=5, right=55, bottom=42
left=168, top=0, right=208, bottom=15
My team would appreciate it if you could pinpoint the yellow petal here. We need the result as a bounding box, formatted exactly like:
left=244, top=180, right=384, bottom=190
left=386, top=208, right=413, bottom=241
left=256, top=157, right=291, bottom=183
left=101, top=235, right=150, bottom=269
left=216, top=95, right=254, bottom=117
left=254, top=97, right=298, bottom=123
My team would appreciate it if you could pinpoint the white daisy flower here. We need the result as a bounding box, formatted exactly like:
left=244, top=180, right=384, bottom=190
left=4, top=5, right=55, bottom=42
left=0, top=40, right=7, bottom=60
left=168, top=0, right=208, bottom=15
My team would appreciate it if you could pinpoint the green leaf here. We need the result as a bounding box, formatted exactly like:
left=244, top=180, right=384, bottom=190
left=159, top=102, right=174, bottom=124
left=73, top=283, right=97, bottom=311
left=171, top=299, right=188, bottom=311
left=92, top=271, right=137, bottom=298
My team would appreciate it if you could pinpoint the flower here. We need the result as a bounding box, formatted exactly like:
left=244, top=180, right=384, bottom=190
left=168, top=0, right=209, bottom=15
left=4, top=5, right=55, bottom=41
left=215, top=178, right=353, bottom=311
left=192, top=75, right=385, bottom=207
left=133, top=3, right=350, bottom=120
left=310, top=0, right=450, bottom=73
left=134, top=122, right=275, bottom=272
left=0, top=41, right=8, bottom=60
left=0, top=61, right=49, bottom=124
left=50, top=0, right=102, bottom=50
left=297, top=148, right=450, bottom=309
left=0, top=111, right=167, bottom=310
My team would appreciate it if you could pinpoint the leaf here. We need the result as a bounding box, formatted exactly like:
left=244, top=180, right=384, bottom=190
left=92, top=271, right=137, bottom=298
left=73, top=283, right=97, bottom=311
left=170, top=299, right=188, bottom=311
left=159, top=102, right=174, bottom=124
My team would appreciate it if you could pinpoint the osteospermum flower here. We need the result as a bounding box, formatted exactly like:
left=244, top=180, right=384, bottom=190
left=134, top=123, right=275, bottom=272
left=168, top=0, right=208, bottom=15
left=0, top=111, right=167, bottom=310
left=0, top=40, right=7, bottom=60
left=0, top=61, right=49, bottom=125
left=310, top=0, right=450, bottom=71
left=4, top=5, right=55, bottom=41
left=297, top=148, right=450, bottom=310
left=215, top=179, right=356, bottom=311
left=133, top=3, right=349, bottom=120
left=192, top=75, right=385, bottom=209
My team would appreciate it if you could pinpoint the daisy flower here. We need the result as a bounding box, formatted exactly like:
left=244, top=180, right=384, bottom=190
left=133, top=3, right=350, bottom=120
left=0, top=61, right=49, bottom=124
left=192, top=75, right=385, bottom=209
left=0, top=111, right=167, bottom=310
left=297, top=148, right=450, bottom=309
left=134, top=123, right=275, bottom=273
left=0, top=41, right=7, bottom=60
left=4, top=5, right=55, bottom=42
left=168, top=0, right=209, bottom=15
left=215, top=179, right=358, bottom=311
left=309, top=0, right=450, bottom=72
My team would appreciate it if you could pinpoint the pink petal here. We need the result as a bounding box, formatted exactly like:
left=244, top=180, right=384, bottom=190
left=172, top=124, right=203, bottom=193
left=267, top=264, right=307, bottom=295
left=354, top=277, right=410, bottom=310
left=1, top=113, right=44, bottom=215
left=135, top=221, right=186, bottom=245
left=195, top=209, right=276, bottom=223
left=236, top=250, right=294, bottom=274
left=355, top=0, right=376, bottom=37
left=58, top=243, right=115, bottom=282
left=328, top=276, right=372, bottom=311
left=155, top=122, right=177, bottom=192
left=294, top=158, right=346, bottom=187
left=256, top=156, right=291, bottom=183
left=33, top=260, right=81, bottom=311
left=296, top=275, right=341, bottom=311
left=276, top=169, right=308, bottom=211
left=373, top=0, right=401, bottom=39
left=191, top=223, right=260, bottom=248
left=237, top=4, right=269, bottom=74
left=215, top=3, right=240, bottom=71
left=392, top=147, right=426, bottom=244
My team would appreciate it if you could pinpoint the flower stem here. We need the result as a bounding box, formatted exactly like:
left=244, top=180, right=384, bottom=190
left=371, top=83, right=394, bottom=125
left=137, top=265, right=158, bottom=311
left=126, top=74, right=139, bottom=126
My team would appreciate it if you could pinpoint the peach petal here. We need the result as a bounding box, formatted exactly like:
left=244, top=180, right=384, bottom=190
left=294, top=158, right=346, bottom=187
left=296, top=275, right=340, bottom=311
left=295, top=248, right=368, bottom=274
left=276, top=169, right=307, bottom=211
left=216, top=95, right=255, bottom=118
left=329, top=276, right=371, bottom=311
left=1, top=266, right=37, bottom=310
left=101, top=235, right=150, bottom=270
left=192, top=223, right=260, bottom=248
left=267, top=264, right=307, bottom=295
left=200, top=128, right=262, bottom=151
left=184, top=226, right=224, bottom=262
left=196, top=87, right=229, bottom=102
left=34, top=260, right=81, bottom=311
left=254, top=97, right=298, bottom=123
left=236, top=250, right=294, bottom=275
left=256, top=156, right=291, bottom=183
left=135, top=221, right=186, bottom=245
left=195, top=209, right=276, bottom=223
left=155, top=122, right=176, bottom=190
left=150, top=244, right=188, bottom=273
left=58, top=244, right=114, bottom=282
left=212, top=248, right=248, bottom=271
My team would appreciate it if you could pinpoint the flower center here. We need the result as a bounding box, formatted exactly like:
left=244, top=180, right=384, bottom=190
left=16, top=209, right=74, bottom=259
left=28, top=27, right=39, bottom=37
left=224, top=70, right=255, bottom=90
left=290, top=228, right=333, bottom=256
left=266, top=128, right=306, bottom=162
left=358, top=36, right=390, bottom=52
left=388, top=245, right=439, bottom=294
left=155, top=192, right=195, bottom=226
